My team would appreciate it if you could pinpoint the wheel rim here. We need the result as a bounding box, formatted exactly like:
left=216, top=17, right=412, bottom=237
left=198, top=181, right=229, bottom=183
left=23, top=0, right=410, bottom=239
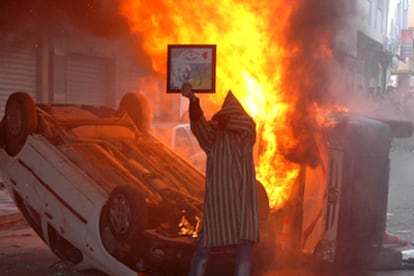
left=109, top=193, right=132, bottom=235
left=6, top=100, right=22, bottom=135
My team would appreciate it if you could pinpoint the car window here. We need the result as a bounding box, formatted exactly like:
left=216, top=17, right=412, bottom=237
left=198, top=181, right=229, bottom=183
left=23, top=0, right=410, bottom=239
left=71, top=125, right=136, bottom=140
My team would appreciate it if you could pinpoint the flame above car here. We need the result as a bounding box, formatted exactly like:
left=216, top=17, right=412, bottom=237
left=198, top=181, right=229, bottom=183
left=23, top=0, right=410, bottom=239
left=118, top=0, right=349, bottom=209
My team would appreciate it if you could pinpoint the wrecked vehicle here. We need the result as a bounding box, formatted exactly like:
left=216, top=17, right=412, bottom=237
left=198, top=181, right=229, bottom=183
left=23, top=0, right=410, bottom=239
left=0, top=91, right=271, bottom=275
left=0, top=91, right=209, bottom=275
left=274, top=112, right=414, bottom=271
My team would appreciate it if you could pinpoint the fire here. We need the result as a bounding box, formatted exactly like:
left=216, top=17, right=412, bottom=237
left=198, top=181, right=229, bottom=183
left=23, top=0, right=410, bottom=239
left=119, top=0, right=343, bottom=209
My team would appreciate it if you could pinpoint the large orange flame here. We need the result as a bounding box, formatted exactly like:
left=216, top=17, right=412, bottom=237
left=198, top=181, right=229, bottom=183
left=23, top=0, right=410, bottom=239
left=119, top=0, right=344, bottom=209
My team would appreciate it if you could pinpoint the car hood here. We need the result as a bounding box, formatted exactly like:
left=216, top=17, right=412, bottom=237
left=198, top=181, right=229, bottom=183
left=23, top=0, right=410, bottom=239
left=58, top=135, right=205, bottom=206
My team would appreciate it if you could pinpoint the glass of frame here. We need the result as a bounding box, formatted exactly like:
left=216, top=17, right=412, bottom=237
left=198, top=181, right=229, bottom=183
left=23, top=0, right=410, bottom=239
left=167, top=44, right=216, bottom=93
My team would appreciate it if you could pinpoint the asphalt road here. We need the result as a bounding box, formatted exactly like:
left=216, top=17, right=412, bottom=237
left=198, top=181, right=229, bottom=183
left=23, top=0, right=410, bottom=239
left=0, top=223, right=106, bottom=276
left=387, top=145, right=414, bottom=242
left=0, top=223, right=413, bottom=276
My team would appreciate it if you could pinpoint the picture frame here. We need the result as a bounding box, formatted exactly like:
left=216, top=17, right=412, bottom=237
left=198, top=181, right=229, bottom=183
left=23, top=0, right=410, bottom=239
left=167, top=44, right=216, bottom=93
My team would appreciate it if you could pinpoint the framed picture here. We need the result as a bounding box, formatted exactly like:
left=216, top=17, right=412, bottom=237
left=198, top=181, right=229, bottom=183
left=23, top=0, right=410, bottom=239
left=167, top=44, right=216, bottom=93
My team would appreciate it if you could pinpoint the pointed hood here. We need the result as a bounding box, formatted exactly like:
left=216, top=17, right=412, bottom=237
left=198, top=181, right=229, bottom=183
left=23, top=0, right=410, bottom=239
left=212, top=90, right=256, bottom=142
left=213, top=90, right=248, bottom=119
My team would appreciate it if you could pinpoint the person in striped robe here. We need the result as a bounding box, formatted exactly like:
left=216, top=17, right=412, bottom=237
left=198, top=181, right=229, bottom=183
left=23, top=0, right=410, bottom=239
left=181, top=83, right=259, bottom=276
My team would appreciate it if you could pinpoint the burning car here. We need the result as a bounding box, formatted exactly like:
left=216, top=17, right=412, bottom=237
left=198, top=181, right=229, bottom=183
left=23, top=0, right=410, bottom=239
left=0, top=91, right=208, bottom=275
left=271, top=111, right=414, bottom=271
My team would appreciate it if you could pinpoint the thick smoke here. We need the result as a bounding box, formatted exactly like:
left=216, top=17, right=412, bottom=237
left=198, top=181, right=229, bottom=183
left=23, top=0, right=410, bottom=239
left=269, top=0, right=351, bottom=166
left=277, top=1, right=349, bottom=104
left=0, top=0, right=155, bottom=78
left=0, top=0, right=128, bottom=37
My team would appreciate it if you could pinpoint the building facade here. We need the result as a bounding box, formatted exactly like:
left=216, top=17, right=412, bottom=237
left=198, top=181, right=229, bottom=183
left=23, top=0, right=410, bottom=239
left=336, top=0, right=409, bottom=101
left=388, top=0, right=414, bottom=113
left=0, top=30, right=185, bottom=122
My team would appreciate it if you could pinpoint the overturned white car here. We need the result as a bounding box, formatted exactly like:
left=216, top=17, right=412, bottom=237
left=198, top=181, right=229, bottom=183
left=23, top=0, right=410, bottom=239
left=0, top=91, right=208, bottom=275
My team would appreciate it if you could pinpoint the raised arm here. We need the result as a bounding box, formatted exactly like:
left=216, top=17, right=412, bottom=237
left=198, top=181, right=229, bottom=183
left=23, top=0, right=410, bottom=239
left=181, top=83, right=217, bottom=154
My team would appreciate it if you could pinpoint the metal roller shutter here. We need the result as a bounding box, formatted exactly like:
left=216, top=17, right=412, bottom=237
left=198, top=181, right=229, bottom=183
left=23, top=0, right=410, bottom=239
left=66, top=55, right=109, bottom=105
left=0, top=44, right=37, bottom=115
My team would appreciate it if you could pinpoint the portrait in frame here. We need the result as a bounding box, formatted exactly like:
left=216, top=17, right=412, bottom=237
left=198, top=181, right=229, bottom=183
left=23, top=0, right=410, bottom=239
left=167, top=44, right=216, bottom=93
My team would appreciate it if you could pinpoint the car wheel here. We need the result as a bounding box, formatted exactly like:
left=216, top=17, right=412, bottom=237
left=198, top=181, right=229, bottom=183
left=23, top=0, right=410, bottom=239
left=118, top=92, right=152, bottom=132
left=256, top=180, right=270, bottom=225
left=106, top=185, right=148, bottom=243
left=4, top=92, right=38, bottom=156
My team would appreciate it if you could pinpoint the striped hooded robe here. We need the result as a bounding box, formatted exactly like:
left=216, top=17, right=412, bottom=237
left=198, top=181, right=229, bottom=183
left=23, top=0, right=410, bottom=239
left=189, top=90, right=259, bottom=248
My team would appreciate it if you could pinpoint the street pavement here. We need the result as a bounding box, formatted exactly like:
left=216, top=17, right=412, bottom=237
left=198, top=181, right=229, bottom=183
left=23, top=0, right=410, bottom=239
left=387, top=146, right=414, bottom=243
left=0, top=185, right=25, bottom=227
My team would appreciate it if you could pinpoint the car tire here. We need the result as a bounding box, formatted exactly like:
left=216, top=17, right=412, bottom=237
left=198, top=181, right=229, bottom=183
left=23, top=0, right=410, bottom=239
left=4, top=92, right=38, bottom=156
left=118, top=92, right=152, bottom=133
left=106, top=185, right=148, bottom=243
